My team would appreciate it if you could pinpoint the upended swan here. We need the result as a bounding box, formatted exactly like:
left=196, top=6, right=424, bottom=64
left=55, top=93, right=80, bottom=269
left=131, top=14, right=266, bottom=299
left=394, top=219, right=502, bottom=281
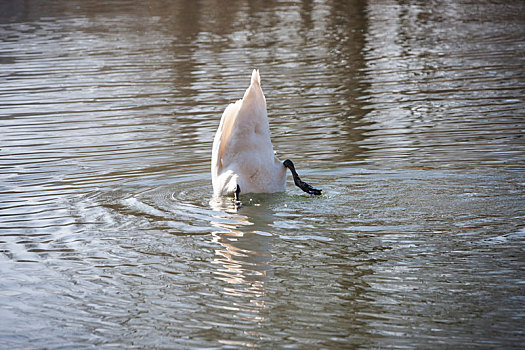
left=211, top=69, right=321, bottom=201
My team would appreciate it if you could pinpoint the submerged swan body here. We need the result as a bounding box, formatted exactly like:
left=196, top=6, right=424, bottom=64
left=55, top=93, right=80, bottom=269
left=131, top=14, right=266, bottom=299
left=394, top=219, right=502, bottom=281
left=211, top=70, right=321, bottom=199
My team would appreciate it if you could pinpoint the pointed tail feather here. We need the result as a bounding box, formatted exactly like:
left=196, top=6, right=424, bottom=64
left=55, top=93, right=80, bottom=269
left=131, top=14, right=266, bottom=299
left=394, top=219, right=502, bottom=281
left=251, top=69, right=260, bottom=86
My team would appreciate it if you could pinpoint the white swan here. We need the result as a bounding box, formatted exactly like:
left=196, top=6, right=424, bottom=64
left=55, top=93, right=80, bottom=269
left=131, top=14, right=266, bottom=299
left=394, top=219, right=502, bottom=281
left=211, top=69, right=321, bottom=200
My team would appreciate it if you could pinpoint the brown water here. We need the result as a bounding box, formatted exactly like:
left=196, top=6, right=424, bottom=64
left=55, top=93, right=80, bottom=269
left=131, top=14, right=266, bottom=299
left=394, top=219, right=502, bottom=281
left=1, top=0, right=524, bottom=348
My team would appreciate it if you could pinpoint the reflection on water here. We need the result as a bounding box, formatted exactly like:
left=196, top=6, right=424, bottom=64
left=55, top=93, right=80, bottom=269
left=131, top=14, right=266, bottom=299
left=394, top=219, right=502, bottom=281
left=1, top=0, right=524, bottom=348
left=211, top=221, right=272, bottom=323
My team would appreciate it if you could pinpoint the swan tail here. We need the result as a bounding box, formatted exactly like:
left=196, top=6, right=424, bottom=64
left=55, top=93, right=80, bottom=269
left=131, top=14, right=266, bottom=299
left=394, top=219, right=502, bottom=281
left=251, top=69, right=260, bottom=86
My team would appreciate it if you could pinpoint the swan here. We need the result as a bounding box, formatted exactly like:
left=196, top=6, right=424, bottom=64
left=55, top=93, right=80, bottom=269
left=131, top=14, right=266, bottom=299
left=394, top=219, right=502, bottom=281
left=211, top=69, right=321, bottom=201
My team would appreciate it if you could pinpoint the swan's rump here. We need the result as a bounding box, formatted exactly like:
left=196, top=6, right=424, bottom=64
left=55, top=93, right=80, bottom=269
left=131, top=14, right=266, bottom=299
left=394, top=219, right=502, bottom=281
left=211, top=70, right=286, bottom=196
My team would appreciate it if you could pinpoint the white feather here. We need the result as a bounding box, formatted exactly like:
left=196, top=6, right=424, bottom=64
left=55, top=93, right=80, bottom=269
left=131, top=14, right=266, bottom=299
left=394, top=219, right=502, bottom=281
left=211, top=70, right=286, bottom=196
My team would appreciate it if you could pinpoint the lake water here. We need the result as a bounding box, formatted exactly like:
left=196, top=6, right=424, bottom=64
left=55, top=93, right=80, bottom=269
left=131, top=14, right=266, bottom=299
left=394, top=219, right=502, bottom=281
left=1, top=0, right=524, bottom=348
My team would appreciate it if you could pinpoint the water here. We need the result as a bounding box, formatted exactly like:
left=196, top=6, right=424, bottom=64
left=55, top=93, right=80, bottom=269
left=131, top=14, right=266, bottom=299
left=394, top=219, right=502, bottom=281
left=1, top=0, right=524, bottom=348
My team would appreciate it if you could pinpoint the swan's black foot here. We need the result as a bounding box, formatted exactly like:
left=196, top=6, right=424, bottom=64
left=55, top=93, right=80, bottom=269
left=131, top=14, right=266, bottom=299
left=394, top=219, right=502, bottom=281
left=234, top=184, right=242, bottom=207
left=235, top=184, right=241, bottom=201
left=283, top=159, right=322, bottom=196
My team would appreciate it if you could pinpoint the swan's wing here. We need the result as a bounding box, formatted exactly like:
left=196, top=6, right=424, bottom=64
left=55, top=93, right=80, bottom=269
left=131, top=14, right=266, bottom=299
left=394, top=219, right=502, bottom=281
left=212, top=69, right=269, bottom=174
left=212, top=98, right=242, bottom=174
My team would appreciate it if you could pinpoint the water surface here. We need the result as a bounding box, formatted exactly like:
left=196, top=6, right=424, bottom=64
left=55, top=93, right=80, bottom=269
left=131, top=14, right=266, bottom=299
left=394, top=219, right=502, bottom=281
left=1, top=0, right=524, bottom=348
